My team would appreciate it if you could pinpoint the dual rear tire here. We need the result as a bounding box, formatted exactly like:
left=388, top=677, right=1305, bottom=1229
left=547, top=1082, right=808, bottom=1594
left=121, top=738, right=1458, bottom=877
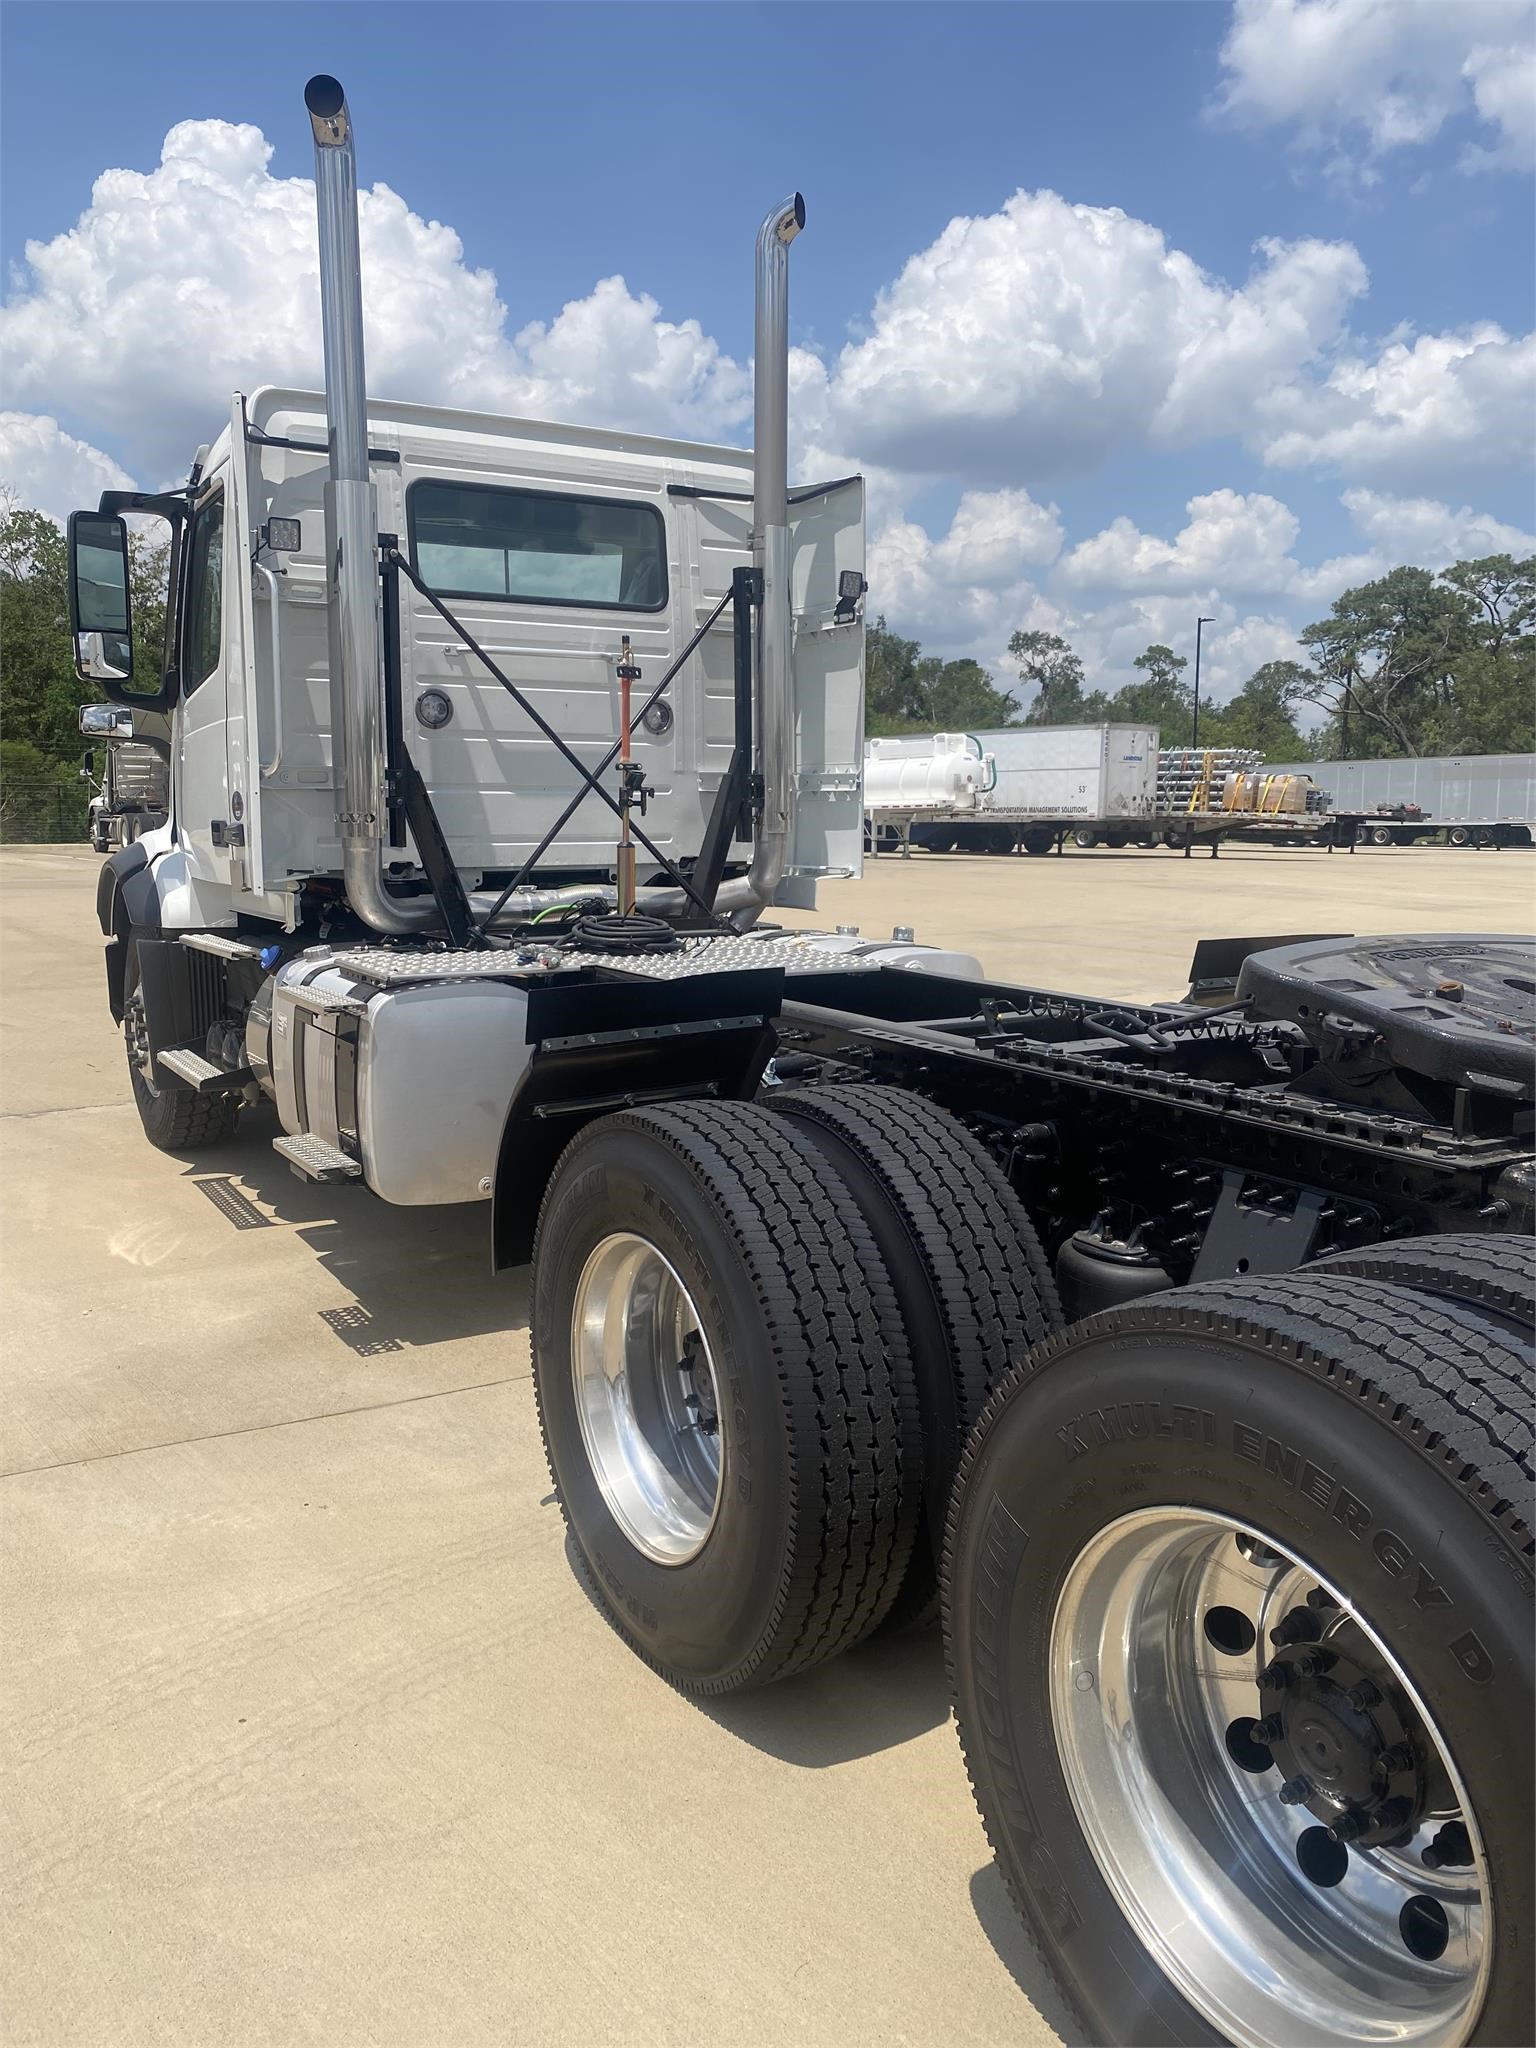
left=945, top=1250, right=1534, bottom=2046
left=530, top=1088, right=1059, bottom=1688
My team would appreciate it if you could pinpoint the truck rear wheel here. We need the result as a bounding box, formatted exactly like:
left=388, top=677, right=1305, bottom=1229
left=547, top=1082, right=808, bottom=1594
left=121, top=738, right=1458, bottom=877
left=1310, top=1232, right=1534, bottom=1336
left=772, top=1085, right=1061, bottom=1624
left=530, top=1100, right=924, bottom=1692
left=123, top=939, right=241, bottom=1152
left=946, top=1273, right=1532, bottom=2048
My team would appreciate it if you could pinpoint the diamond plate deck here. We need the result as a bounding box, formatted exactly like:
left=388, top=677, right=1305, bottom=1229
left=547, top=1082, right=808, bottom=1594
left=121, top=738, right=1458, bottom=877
left=330, top=935, right=880, bottom=987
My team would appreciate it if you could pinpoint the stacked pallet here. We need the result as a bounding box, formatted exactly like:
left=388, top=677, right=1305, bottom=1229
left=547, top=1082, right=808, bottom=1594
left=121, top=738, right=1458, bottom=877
left=1156, top=748, right=1261, bottom=814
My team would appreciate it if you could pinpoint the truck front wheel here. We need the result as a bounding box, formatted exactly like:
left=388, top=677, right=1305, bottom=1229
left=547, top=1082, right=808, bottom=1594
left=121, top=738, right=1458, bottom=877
left=531, top=1099, right=924, bottom=1692
left=122, top=940, right=241, bottom=1152
left=946, top=1272, right=1532, bottom=2047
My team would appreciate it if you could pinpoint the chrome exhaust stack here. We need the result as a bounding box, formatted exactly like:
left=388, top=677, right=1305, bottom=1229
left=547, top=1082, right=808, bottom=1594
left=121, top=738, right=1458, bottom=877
left=306, top=74, right=803, bottom=929
left=742, top=193, right=805, bottom=914
left=306, top=75, right=433, bottom=934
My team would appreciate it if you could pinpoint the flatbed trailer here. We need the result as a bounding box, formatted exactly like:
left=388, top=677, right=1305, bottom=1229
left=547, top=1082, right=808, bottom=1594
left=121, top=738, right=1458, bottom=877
left=871, top=808, right=1359, bottom=855
left=65, top=76, right=1534, bottom=2048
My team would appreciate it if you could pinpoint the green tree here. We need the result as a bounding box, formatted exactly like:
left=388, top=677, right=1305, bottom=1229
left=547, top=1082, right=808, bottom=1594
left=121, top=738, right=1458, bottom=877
left=1297, top=565, right=1475, bottom=758
left=1199, top=661, right=1314, bottom=757
left=863, top=614, right=1020, bottom=734
left=0, top=495, right=169, bottom=767
left=1009, top=629, right=1086, bottom=725
left=1082, top=643, right=1193, bottom=734
left=1433, top=555, right=1536, bottom=754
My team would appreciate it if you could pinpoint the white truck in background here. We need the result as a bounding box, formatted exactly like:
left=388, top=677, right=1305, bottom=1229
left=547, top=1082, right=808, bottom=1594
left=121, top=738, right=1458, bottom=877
left=62, top=74, right=1533, bottom=2048
left=78, top=703, right=170, bottom=851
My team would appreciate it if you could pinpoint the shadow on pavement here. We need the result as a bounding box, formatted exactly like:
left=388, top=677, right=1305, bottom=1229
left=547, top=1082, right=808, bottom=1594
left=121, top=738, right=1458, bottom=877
left=969, top=1861, right=1088, bottom=2045
left=179, top=1112, right=528, bottom=1352
left=561, top=1528, right=951, bottom=1765
left=697, top=1625, right=951, bottom=1765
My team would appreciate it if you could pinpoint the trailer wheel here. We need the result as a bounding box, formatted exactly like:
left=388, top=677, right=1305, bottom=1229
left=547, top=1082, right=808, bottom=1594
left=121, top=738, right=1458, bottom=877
left=773, top=1085, right=1062, bottom=1624
left=1021, top=827, right=1054, bottom=856
left=1072, top=828, right=1100, bottom=850
left=531, top=1100, right=923, bottom=1692
left=122, top=938, right=241, bottom=1152
left=946, top=1273, right=1532, bottom=2048
left=1310, top=1232, right=1534, bottom=1338
left=1370, top=824, right=1395, bottom=845
left=1448, top=826, right=1472, bottom=848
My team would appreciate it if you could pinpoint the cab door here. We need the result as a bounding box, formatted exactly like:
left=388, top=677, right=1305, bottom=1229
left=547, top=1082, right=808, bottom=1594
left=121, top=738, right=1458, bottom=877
left=787, top=475, right=865, bottom=880
left=175, top=475, right=236, bottom=887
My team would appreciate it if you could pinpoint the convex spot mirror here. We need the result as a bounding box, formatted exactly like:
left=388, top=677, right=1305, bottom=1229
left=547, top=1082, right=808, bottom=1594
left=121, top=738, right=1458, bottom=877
left=67, top=512, right=133, bottom=684
left=79, top=703, right=135, bottom=739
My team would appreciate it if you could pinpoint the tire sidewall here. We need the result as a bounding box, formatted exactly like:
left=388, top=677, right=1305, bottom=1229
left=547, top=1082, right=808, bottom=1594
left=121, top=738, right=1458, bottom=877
left=950, top=1326, right=1533, bottom=2047
left=532, top=1126, right=797, bottom=1687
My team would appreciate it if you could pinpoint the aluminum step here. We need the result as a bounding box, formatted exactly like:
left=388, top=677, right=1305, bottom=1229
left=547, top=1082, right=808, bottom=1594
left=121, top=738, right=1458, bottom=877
left=286, top=983, right=368, bottom=1017
left=155, top=1046, right=254, bottom=1095
left=180, top=932, right=265, bottom=961
left=272, top=1133, right=363, bottom=1183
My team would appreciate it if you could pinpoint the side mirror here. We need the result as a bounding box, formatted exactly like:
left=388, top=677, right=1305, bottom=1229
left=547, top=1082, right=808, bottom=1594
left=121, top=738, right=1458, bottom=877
left=68, top=512, right=134, bottom=685
left=79, top=703, right=134, bottom=739
left=81, top=751, right=96, bottom=779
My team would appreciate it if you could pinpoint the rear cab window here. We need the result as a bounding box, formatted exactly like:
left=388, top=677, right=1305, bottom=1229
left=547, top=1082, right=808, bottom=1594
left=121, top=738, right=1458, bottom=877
left=182, top=490, right=225, bottom=694
left=408, top=481, right=667, bottom=611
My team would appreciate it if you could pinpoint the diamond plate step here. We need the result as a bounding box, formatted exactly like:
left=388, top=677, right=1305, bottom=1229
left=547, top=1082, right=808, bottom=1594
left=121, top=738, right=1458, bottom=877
left=180, top=932, right=265, bottom=961
left=272, top=1133, right=363, bottom=1183
left=156, top=1046, right=254, bottom=1095
left=285, top=983, right=368, bottom=1017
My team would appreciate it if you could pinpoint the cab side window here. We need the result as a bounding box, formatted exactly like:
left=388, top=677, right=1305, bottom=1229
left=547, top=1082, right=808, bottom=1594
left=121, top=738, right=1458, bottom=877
left=183, top=493, right=225, bottom=695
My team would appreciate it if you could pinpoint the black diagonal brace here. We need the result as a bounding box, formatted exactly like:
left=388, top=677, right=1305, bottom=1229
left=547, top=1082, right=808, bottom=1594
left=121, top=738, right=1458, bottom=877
left=387, top=548, right=729, bottom=929
left=473, top=581, right=740, bottom=932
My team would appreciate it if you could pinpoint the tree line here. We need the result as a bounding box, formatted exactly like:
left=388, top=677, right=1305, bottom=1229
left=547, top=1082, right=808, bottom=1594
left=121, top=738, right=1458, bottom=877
left=868, top=553, right=1536, bottom=759
left=2, top=496, right=1531, bottom=805
left=1, top=500, right=169, bottom=831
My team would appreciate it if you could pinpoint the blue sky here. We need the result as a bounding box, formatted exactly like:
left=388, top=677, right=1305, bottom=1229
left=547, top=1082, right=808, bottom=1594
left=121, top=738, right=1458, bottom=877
left=3, top=0, right=1532, bottom=702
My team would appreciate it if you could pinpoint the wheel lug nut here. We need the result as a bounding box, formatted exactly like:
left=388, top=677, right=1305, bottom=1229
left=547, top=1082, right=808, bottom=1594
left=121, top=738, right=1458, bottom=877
left=1329, top=1810, right=1369, bottom=1843
left=1378, top=1743, right=1414, bottom=1774
left=1278, top=1775, right=1313, bottom=1806
left=1259, top=1660, right=1294, bottom=1691
left=1305, top=1587, right=1339, bottom=1611
left=1254, top=1714, right=1284, bottom=1744
left=1269, top=1607, right=1322, bottom=1648
left=1422, top=1821, right=1474, bottom=1871
left=1291, top=1648, right=1335, bottom=1679
left=1346, top=1680, right=1380, bottom=1712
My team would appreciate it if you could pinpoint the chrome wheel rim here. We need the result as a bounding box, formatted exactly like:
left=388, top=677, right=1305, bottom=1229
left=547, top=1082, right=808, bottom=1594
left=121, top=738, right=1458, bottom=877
left=1050, top=1507, right=1490, bottom=2048
left=570, top=1232, right=723, bottom=1566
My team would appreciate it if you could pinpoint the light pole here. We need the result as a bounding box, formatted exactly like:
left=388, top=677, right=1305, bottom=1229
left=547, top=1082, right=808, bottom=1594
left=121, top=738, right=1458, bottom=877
left=1192, top=616, right=1213, bottom=748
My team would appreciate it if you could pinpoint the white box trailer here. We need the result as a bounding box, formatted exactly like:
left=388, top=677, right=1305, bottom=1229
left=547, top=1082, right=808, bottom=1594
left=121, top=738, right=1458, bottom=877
left=972, top=723, right=1158, bottom=819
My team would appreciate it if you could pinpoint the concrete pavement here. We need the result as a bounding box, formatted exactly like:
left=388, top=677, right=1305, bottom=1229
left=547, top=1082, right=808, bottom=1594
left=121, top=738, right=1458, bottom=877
left=3, top=840, right=1530, bottom=2046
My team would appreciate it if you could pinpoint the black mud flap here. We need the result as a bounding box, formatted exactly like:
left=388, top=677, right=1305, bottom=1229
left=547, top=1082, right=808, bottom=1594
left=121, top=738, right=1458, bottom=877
left=490, top=967, right=782, bottom=1270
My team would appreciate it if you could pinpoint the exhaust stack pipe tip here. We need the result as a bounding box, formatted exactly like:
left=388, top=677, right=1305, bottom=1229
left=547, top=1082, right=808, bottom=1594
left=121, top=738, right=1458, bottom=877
left=305, top=74, right=350, bottom=145
left=776, top=193, right=806, bottom=244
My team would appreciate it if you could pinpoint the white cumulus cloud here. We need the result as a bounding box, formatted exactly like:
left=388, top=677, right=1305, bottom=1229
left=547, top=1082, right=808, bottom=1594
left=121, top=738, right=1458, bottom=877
left=1255, top=323, right=1536, bottom=485
left=0, top=411, right=135, bottom=526
left=824, top=191, right=1366, bottom=481
left=1341, top=487, right=1536, bottom=561
left=1215, top=0, right=1536, bottom=174
left=0, top=119, right=750, bottom=492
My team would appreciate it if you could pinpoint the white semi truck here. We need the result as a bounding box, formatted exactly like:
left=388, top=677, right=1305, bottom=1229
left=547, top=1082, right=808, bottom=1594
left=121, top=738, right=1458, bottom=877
left=67, top=77, right=1532, bottom=2048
